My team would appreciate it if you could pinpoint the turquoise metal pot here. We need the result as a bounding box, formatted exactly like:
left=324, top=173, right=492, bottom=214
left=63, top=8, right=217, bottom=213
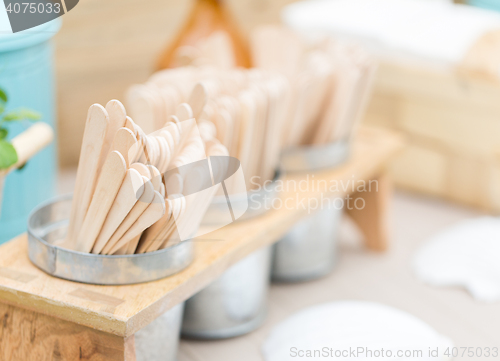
left=0, top=18, right=61, bottom=244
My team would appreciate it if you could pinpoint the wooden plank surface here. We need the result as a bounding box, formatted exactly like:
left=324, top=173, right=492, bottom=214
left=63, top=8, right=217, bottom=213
left=0, top=127, right=403, bottom=337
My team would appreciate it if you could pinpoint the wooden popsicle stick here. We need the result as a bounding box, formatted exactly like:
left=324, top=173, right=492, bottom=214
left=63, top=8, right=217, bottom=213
left=188, top=83, right=208, bottom=119
left=98, top=100, right=127, bottom=174
left=236, top=91, right=256, bottom=183
left=154, top=136, right=166, bottom=172
left=143, top=196, right=184, bottom=253
left=197, top=120, right=217, bottom=141
left=156, top=197, right=187, bottom=250
left=111, top=128, right=138, bottom=167
left=249, top=86, right=267, bottom=182
left=176, top=103, right=193, bottom=122
left=130, top=163, right=151, bottom=179
left=152, top=136, right=162, bottom=169
left=147, top=165, right=162, bottom=191
left=112, top=242, right=129, bottom=256
left=160, top=129, right=175, bottom=154
left=321, top=63, right=361, bottom=144
left=166, top=121, right=181, bottom=146
left=100, top=179, right=155, bottom=254
left=157, top=136, right=171, bottom=174
left=124, top=116, right=138, bottom=137
left=341, top=61, right=377, bottom=142
left=75, top=151, right=128, bottom=253
left=64, top=104, right=109, bottom=249
left=136, top=198, right=174, bottom=253
left=260, top=80, right=282, bottom=183
left=107, top=191, right=166, bottom=255
left=164, top=173, right=183, bottom=197
left=91, top=169, right=144, bottom=254
left=123, top=234, right=142, bottom=255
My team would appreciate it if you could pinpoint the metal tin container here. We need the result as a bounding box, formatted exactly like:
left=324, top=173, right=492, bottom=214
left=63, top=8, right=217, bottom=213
left=182, top=245, right=272, bottom=339
left=28, top=195, right=194, bottom=285
left=272, top=206, right=343, bottom=282
left=279, top=141, right=349, bottom=173
left=135, top=302, right=185, bottom=361
left=272, top=141, right=350, bottom=282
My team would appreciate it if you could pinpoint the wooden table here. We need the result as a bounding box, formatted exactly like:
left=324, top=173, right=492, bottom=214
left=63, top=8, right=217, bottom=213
left=0, top=126, right=403, bottom=361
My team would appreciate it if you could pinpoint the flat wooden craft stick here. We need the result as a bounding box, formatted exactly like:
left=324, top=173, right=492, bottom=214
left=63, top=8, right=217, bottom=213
left=124, top=234, right=142, bottom=255
left=107, top=191, right=166, bottom=254
left=137, top=198, right=174, bottom=253
left=98, top=100, right=127, bottom=173
left=156, top=199, right=187, bottom=250
left=100, top=179, right=155, bottom=254
left=64, top=104, right=109, bottom=249
left=143, top=197, right=183, bottom=253
left=75, top=150, right=128, bottom=253
left=111, top=127, right=138, bottom=167
left=91, top=169, right=144, bottom=254
left=130, top=163, right=151, bottom=179
left=176, top=103, right=193, bottom=122
left=188, top=83, right=208, bottom=119
left=148, top=165, right=162, bottom=191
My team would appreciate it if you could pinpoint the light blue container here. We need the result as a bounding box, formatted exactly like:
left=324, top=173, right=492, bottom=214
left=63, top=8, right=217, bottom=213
left=0, top=18, right=61, bottom=244
left=468, top=0, right=500, bottom=12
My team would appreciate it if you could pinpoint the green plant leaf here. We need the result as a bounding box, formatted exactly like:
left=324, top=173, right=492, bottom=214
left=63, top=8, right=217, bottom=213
left=0, top=139, right=18, bottom=170
left=0, top=128, right=7, bottom=140
left=3, top=108, right=41, bottom=122
left=0, top=103, right=4, bottom=115
left=0, top=89, right=7, bottom=104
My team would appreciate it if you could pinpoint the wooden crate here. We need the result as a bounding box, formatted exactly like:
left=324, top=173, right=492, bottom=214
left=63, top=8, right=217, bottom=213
left=0, top=127, right=402, bottom=360
left=363, top=60, right=500, bottom=212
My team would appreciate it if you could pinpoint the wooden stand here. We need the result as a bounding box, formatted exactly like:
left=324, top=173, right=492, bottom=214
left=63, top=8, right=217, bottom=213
left=0, top=126, right=403, bottom=361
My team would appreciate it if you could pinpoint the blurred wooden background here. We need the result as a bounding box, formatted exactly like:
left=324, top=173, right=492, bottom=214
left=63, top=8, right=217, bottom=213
left=55, top=0, right=296, bottom=166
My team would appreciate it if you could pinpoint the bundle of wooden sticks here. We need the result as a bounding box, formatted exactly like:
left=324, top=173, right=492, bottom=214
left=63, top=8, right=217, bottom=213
left=251, top=26, right=378, bottom=147
left=127, top=67, right=289, bottom=189
left=127, top=27, right=376, bottom=187
left=62, top=86, right=227, bottom=255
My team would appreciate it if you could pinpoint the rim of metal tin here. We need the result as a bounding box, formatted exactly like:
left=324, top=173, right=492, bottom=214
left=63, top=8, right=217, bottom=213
left=202, top=172, right=281, bottom=225
left=27, top=194, right=194, bottom=285
left=279, top=140, right=350, bottom=173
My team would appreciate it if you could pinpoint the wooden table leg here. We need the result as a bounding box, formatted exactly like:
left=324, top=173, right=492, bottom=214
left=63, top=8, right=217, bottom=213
left=346, top=173, right=392, bottom=252
left=0, top=302, right=136, bottom=361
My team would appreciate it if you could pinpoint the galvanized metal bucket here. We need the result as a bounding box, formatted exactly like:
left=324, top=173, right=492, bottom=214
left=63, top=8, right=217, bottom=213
left=135, top=302, right=185, bottom=361
left=27, top=194, right=194, bottom=285
left=182, top=178, right=278, bottom=339
left=272, top=141, right=350, bottom=282
left=182, top=245, right=272, bottom=339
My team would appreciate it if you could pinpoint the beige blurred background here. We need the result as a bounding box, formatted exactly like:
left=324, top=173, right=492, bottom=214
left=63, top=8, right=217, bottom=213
left=55, top=0, right=500, bottom=214
left=55, top=0, right=296, bottom=167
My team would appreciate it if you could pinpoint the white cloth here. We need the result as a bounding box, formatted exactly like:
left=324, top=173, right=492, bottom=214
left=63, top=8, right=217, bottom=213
left=414, top=217, right=500, bottom=302
left=283, top=0, right=500, bottom=65
left=263, top=301, right=452, bottom=361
